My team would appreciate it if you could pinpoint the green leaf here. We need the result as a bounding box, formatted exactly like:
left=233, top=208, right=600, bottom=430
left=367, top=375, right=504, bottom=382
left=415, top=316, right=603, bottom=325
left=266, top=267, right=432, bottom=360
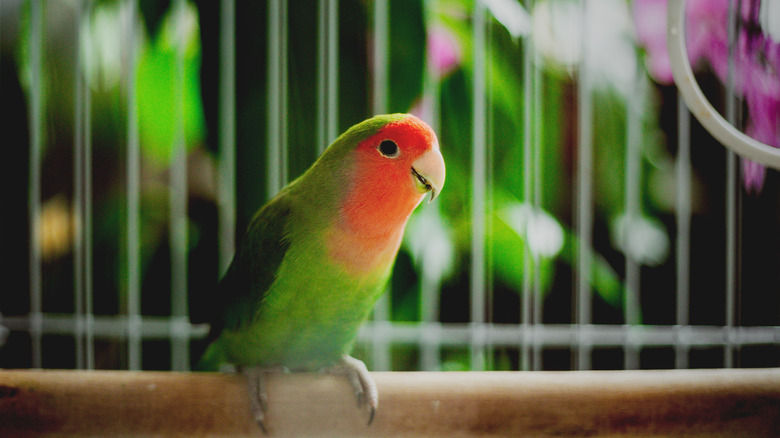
left=491, top=200, right=563, bottom=297
left=136, top=2, right=205, bottom=168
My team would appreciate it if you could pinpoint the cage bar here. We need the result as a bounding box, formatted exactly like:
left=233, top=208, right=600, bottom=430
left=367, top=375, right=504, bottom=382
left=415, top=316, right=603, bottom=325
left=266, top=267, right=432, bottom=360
left=83, top=3, right=95, bottom=371
left=470, top=0, right=488, bottom=371
left=124, top=0, right=142, bottom=371
left=675, top=93, right=692, bottom=369
left=4, top=316, right=778, bottom=350
left=27, top=0, right=44, bottom=369
left=266, top=0, right=289, bottom=199
left=368, top=0, right=392, bottom=373
left=575, top=0, right=594, bottom=370
left=623, top=53, right=644, bottom=370
left=316, top=0, right=339, bottom=155
left=169, top=0, right=190, bottom=372
left=520, top=0, right=540, bottom=372
left=484, top=13, right=496, bottom=371
left=73, top=0, right=95, bottom=370
left=531, top=16, right=544, bottom=371
left=217, top=0, right=237, bottom=276
left=416, top=0, right=449, bottom=372
left=0, top=0, right=2, bottom=85
left=73, top=1, right=84, bottom=371
left=371, top=0, right=389, bottom=116
left=724, top=0, right=742, bottom=369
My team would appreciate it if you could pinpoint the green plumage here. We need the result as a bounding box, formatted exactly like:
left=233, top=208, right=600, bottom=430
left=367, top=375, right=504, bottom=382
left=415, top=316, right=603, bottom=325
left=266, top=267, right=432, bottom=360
left=198, top=114, right=409, bottom=372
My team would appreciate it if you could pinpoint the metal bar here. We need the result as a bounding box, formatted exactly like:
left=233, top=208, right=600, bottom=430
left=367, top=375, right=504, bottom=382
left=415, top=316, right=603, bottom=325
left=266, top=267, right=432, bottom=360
left=74, top=0, right=85, bottom=370
left=470, top=0, right=487, bottom=371
left=371, top=0, right=388, bottom=115
left=575, top=0, right=593, bottom=370
left=353, top=323, right=780, bottom=348
left=3, top=315, right=209, bottom=340
left=520, top=0, right=536, bottom=371
left=724, top=0, right=741, bottom=369
left=170, top=0, right=189, bottom=371
left=124, top=0, right=142, bottom=371
left=485, top=18, right=495, bottom=371
left=5, top=315, right=780, bottom=349
left=623, top=62, right=644, bottom=370
left=326, top=0, right=338, bottom=142
left=316, top=0, right=339, bottom=154
left=266, top=0, right=289, bottom=199
left=28, top=0, right=44, bottom=369
left=369, top=312, right=391, bottom=372
left=532, top=21, right=544, bottom=371
left=316, top=0, right=327, bottom=153
left=217, top=0, right=237, bottom=276
left=350, top=323, right=780, bottom=348
left=84, top=22, right=95, bottom=371
left=369, top=0, right=392, bottom=372
left=0, top=0, right=2, bottom=86
left=675, top=93, right=692, bottom=369
left=281, top=0, right=289, bottom=184
left=73, top=0, right=90, bottom=370
left=418, top=67, right=443, bottom=370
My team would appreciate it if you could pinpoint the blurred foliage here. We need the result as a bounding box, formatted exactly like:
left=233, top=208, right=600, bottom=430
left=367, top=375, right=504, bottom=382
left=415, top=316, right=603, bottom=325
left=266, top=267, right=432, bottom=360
left=136, top=1, right=204, bottom=167
left=3, top=0, right=780, bottom=372
left=0, top=0, right=658, bottom=370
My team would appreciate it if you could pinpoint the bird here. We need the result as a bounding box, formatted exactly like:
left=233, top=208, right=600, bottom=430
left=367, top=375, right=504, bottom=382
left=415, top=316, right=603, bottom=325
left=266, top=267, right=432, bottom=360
left=197, top=113, right=445, bottom=432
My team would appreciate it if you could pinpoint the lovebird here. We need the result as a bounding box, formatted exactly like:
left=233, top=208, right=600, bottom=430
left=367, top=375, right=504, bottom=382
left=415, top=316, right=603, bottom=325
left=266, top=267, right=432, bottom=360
left=198, top=113, right=445, bottom=432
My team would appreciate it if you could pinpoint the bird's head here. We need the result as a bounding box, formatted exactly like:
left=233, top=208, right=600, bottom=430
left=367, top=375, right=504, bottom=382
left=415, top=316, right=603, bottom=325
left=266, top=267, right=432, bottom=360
left=294, top=114, right=445, bottom=273
left=356, top=114, right=445, bottom=201
left=338, top=114, right=445, bottom=235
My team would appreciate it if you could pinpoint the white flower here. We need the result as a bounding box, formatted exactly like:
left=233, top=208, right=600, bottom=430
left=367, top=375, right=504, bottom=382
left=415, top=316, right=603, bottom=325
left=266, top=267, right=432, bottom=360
left=502, top=203, right=564, bottom=258
left=405, top=208, right=456, bottom=283
left=481, top=0, right=532, bottom=39
left=531, top=0, right=639, bottom=97
left=610, top=213, right=669, bottom=266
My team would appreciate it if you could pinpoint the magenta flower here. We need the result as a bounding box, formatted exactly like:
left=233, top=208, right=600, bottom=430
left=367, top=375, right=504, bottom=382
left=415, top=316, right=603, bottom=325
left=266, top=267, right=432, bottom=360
left=633, top=0, right=675, bottom=84
left=633, top=0, right=780, bottom=193
left=742, top=32, right=780, bottom=192
left=428, top=25, right=461, bottom=78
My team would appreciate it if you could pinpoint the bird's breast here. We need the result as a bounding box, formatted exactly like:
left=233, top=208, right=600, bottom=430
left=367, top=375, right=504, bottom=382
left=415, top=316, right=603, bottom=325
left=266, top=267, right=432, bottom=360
left=326, top=224, right=405, bottom=276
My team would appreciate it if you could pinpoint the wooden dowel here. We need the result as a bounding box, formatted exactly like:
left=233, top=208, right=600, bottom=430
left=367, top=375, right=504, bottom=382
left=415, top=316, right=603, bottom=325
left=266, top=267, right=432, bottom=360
left=1, top=369, right=779, bottom=437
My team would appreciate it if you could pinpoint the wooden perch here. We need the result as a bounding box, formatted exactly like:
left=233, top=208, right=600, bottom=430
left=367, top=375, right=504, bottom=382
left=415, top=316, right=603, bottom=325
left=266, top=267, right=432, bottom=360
left=1, top=368, right=779, bottom=437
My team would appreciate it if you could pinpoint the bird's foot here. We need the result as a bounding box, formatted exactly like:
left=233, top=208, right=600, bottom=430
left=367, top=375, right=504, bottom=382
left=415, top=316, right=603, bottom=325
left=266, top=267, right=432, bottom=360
left=328, top=355, right=378, bottom=425
left=244, top=366, right=286, bottom=434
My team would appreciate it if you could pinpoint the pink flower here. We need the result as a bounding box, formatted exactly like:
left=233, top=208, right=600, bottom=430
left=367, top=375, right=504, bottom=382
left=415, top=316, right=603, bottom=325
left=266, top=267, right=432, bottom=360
left=633, top=0, right=780, bottom=193
left=633, top=0, right=674, bottom=84
left=743, top=158, right=767, bottom=194
left=633, top=0, right=727, bottom=84
left=428, top=26, right=461, bottom=78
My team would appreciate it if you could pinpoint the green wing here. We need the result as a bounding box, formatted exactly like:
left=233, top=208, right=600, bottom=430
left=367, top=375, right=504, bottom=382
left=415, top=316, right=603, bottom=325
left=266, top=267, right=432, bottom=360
left=210, top=192, right=293, bottom=337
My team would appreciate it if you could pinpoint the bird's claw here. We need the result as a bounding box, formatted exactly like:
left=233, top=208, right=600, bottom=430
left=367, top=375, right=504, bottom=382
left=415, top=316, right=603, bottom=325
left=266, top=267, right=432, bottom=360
left=244, top=367, right=275, bottom=434
left=331, top=355, right=378, bottom=426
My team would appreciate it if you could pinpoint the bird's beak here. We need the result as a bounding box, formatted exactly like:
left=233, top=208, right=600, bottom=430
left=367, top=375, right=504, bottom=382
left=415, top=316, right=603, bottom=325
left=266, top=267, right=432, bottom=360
left=411, top=147, right=446, bottom=203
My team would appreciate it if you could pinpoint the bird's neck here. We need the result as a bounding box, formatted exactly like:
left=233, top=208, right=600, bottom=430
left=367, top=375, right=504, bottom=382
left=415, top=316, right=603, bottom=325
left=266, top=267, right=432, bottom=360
left=327, top=185, right=424, bottom=276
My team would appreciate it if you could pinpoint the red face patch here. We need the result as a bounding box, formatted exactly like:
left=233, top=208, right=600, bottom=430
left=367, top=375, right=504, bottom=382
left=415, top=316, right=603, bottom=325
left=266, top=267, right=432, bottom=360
left=348, top=115, right=439, bottom=231
left=330, top=115, right=441, bottom=274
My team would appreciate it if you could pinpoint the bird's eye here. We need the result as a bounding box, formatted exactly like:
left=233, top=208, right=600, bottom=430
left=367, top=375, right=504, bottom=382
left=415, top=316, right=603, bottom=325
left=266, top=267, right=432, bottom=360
left=377, top=140, right=400, bottom=158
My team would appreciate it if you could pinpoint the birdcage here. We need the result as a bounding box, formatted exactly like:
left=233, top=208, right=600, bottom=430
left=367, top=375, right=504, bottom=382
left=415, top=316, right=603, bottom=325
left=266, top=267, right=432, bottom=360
left=1, top=0, right=779, bottom=435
